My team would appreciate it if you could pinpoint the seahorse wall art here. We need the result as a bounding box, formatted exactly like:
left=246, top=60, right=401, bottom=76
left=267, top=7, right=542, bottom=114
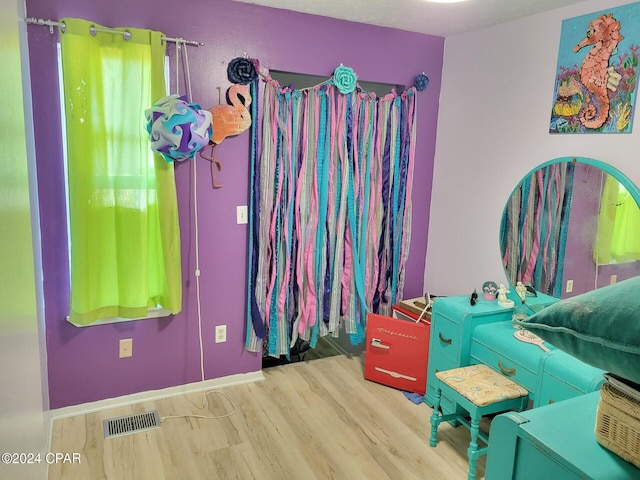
left=574, top=14, right=623, bottom=129
left=550, top=4, right=640, bottom=134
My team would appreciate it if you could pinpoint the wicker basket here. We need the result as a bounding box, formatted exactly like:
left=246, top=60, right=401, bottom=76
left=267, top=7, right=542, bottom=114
left=595, top=382, right=640, bottom=468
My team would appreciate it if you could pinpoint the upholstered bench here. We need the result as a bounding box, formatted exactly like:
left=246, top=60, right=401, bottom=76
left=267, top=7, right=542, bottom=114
left=429, top=364, right=529, bottom=480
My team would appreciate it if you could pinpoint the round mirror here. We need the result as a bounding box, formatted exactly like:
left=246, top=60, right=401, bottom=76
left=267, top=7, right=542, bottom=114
left=500, top=157, right=640, bottom=298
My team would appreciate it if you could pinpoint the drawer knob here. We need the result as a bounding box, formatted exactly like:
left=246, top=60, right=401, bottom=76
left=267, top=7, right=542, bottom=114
left=438, top=332, right=452, bottom=345
left=498, top=360, right=516, bottom=375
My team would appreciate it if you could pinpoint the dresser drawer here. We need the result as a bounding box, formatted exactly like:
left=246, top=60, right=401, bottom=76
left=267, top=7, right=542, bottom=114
left=537, top=351, right=604, bottom=407
left=470, top=340, right=537, bottom=394
left=538, top=375, right=587, bottom=407
left=430, top=314, right=460, bottom=362
left=470, top=323, right=541, bottom=396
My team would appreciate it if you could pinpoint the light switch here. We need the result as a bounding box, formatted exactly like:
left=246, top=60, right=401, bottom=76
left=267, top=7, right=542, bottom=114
left=119, top=338, right=133, bottom=358
left=236, top=205, right=248, bottom=224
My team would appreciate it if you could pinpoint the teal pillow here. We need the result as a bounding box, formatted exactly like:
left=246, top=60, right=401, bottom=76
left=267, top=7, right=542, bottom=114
left=517, top=276, right=640, bottom=384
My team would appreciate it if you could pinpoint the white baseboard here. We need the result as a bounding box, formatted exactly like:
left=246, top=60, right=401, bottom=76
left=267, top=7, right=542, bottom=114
left=50, top=370, right=264, bottom=420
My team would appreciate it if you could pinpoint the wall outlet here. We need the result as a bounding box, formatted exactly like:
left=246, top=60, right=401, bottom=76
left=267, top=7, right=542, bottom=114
left=119, top=338, right=133, bottom=358
left=215, top=325, right=227, bottom=343
left=236, top=205, right=248, bottom=225
left=610, top=274, right=617, bottom=285
left=565, top=279, right=573, bottom=293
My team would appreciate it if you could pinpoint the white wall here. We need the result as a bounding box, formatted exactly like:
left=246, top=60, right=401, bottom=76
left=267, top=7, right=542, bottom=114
left=0, top=0, right=50, bottom=478
left=425, top=0, right=640, bottom=296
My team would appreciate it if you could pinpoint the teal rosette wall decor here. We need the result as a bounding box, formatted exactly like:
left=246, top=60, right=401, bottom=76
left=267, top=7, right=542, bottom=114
left=333, top=64, right=358, bottom=94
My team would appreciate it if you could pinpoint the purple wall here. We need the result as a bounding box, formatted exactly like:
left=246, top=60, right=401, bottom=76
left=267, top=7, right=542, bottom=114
left=562, top=163, right=602, bottom=297
left=562, top=163, right=640, bottom=297
left=25, top=0, right=444, bottom=408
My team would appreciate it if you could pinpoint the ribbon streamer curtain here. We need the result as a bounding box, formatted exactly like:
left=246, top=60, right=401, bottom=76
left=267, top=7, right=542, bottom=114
left=501, top=162, right=574, bottom=298
left=245, top=79, right=418, bottom=357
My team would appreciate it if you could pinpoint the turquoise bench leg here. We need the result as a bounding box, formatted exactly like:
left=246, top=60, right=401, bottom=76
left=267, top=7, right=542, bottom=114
left=428, top=371, right=528, bottom=480
left=429, top=386, right=442, bottom=447
left=429, top=385, right=460, bottom=448
left=467, top=415, right=480, bottom=480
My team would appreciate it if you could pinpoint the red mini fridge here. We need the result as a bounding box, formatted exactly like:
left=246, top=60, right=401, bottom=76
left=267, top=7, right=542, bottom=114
left=364, top=312, right=430, bottom=395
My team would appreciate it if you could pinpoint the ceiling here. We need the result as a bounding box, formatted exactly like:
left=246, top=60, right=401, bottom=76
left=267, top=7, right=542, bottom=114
left=232, top=0, right=587, bottom=37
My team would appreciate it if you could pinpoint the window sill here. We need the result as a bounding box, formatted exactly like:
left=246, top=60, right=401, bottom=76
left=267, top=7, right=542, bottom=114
left=66, top=307, right=171, bottom=327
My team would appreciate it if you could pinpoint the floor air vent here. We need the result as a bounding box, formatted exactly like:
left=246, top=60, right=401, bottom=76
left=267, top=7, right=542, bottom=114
left=103, top=410, right=161, bottom=439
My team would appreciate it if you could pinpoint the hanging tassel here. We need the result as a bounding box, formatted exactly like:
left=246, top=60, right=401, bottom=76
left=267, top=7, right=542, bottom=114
left=246, top=77, right=265, bottom=345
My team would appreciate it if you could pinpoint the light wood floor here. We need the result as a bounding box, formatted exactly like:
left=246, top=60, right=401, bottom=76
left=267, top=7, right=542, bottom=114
left=49, top=355, right=486, bottom=480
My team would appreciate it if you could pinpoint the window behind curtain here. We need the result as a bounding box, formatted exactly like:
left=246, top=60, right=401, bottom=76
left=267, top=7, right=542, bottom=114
left=60, top=18, right=182, bottom=326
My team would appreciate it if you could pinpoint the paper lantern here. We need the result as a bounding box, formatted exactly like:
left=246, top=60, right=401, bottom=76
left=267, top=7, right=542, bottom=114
left=145, top=95, right=212, bottom=162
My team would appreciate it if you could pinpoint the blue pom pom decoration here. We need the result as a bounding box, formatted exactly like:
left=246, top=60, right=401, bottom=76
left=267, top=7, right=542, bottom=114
left=414, top=73, right=429, bottom=92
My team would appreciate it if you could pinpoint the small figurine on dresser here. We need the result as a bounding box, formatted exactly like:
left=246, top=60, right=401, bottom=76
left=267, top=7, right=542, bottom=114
left=482, top=281, right=498, bottom=300
left=511, top=281, right=529, bottom=324
left=497, top=283, right=515, bottom=308
left=470, top=288, right=479, bottom=306
left=515, top=281, right=527, bottom=303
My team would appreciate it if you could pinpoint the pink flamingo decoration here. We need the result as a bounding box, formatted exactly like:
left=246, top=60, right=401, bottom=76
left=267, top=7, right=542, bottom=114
left=209, top=83, right=252, bottom=144
left=200, top=84, right=252, bottom=188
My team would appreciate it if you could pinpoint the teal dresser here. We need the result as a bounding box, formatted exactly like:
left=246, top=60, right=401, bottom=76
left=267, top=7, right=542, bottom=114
left=425, top=295, right=604, bottom=413
left=485, top=392, right=639, bottom=479
left=425, top=295, right=514, bottom=414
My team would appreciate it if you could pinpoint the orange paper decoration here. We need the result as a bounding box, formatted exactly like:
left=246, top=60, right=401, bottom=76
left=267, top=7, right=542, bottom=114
left=208, top=84, right=252, bottom=145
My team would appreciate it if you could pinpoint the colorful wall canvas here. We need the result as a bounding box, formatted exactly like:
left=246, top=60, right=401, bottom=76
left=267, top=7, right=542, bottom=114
left=550, top=2, right=640, bottom=134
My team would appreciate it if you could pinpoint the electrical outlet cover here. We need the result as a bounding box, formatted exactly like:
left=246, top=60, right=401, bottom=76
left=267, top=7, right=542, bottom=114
left=566, top=279, right=573, bottom=293
left=215, top=325, right=227, bottom=343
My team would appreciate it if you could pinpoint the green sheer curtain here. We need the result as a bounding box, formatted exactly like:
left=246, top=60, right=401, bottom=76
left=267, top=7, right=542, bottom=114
left=595, top=173, right=640, bottom=265
left=60, top=18, right=182, bottom=325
